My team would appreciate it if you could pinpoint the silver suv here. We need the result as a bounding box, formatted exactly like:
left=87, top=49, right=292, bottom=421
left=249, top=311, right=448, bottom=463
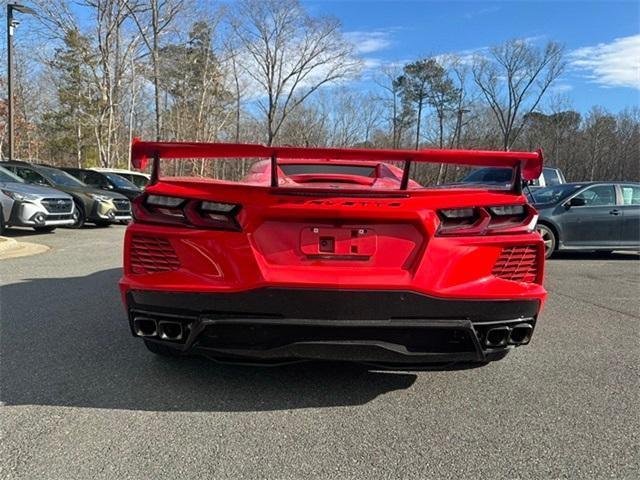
left=0, top=166, right=75, bottom=233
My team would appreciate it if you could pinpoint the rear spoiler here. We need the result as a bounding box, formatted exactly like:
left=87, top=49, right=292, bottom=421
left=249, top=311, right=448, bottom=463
left=131, top=139, right=543, bottom=192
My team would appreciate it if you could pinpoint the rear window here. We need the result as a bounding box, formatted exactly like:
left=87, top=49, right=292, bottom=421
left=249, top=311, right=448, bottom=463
left=279, top=164, right=376, bottom=177
left=463, top=168, right=513, bottom=184
left=543, top=168, right=562, bottom=186
left=621, top=185, right=640, bottom=205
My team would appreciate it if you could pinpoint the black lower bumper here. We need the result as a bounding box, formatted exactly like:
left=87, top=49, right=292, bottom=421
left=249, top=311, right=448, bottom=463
left=126, top=288, right=539, bottom=366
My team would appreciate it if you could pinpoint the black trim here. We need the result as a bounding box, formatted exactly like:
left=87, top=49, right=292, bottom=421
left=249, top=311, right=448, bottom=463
left=126, top=288, right=539, bottom=365
left=128, top=288, right=539, bottom=322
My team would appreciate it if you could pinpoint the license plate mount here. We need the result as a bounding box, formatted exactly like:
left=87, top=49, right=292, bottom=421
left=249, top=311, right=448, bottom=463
left=300, top=227, right=377, bottom=258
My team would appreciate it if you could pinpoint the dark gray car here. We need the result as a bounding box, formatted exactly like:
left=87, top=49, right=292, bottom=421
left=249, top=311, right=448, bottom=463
left=530, top=182, right=640, bottom=258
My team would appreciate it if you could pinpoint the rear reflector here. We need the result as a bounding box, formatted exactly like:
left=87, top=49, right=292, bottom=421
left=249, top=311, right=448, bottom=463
left=492, top=245, right=539, bottom=283
left=130, top=235, right=180, bottom=274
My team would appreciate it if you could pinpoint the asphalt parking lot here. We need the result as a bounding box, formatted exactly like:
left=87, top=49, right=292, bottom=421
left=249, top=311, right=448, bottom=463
left=1, top=226, right=638, bottom=479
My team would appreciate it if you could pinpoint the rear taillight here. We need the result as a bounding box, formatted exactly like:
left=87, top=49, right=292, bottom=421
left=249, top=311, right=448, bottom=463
left=437, top=204, right=537, bottom=236
left=133, top=194, right=241, bottom=231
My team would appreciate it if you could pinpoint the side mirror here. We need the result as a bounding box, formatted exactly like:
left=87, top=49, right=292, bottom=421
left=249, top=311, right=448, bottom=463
left=565, top=197, right=586, bottom=209
left=104, top=183, right=115, bottom=190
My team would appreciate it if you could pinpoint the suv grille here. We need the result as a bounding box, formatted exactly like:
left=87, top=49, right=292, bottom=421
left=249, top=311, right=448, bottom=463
left=492, top=246, right=539, bottom=283
left=42, top=198, right=73, bottom=213
left=130, top=235, right=180, bottom=275
left=113, top=198, right=131, bottom=212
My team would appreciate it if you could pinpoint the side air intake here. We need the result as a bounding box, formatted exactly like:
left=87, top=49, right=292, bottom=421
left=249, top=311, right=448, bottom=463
left=130, top=235, right=180, bottom=274
left=492, top=245, right=539, bottom=283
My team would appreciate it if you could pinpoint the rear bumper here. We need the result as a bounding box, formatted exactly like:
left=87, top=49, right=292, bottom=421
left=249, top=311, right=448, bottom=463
left=124, top=288, right=540, bottom=365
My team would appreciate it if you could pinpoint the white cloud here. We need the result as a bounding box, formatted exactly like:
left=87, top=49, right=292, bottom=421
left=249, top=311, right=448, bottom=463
left=344, top=31, right=392, bottom=54
left=464, top=6, right=501, bottom=20
left=551, top=83, right=573, bottom=94
left=570, top=34, right=640, bottom=89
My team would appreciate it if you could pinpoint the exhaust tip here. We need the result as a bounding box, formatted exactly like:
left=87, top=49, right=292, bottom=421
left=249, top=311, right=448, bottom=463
left=485, top=326, right=510, bottom=347
left=509, top=323, right=534, bottom=345
left=158, top=321, right=183, bottom=341
left=133, top=317, right=158, bottom=337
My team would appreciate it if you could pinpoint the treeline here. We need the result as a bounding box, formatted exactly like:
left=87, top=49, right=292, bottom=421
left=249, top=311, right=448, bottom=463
left=1, top=0, right=638, bottom=183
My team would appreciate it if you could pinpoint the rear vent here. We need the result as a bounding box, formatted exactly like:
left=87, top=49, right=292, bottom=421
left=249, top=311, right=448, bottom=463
left=492, top=246, right=538, bottom=283
left=130, top=235, right=180, bottom=275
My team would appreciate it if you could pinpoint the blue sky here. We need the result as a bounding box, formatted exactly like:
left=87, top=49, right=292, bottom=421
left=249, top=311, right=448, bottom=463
left=306, top=0, right=640, bottom=112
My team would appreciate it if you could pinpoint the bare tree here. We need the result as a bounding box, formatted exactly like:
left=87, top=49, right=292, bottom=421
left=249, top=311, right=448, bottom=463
left=472, top=39, right=565, bottom=150
left=374, top=65, right=414, bottom=149
left=126, top=0, right=184, bottom=140
left=230, top=0, right=360, bottom=145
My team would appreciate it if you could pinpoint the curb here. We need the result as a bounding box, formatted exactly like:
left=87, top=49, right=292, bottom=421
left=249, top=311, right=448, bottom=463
left=0, top=237, right=18, bottom=252
left=0, top=236, right=50, bottom=260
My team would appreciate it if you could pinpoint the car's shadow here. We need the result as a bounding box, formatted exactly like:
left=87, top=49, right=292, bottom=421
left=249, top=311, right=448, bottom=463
left=1, top=268, right=420, bottom=412
left=2, top=224, right=116, bottom=238
left=551, top=251, right=639, bottom=261
left=1, top=227, right=56, bottom=238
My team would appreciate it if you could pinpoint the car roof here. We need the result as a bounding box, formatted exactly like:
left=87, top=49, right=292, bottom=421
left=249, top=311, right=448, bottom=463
left=3, top=161, right=44, bottom=171
left=92, top=167, right=149, bottom=175
left=563, top=181, right=640, bottom=187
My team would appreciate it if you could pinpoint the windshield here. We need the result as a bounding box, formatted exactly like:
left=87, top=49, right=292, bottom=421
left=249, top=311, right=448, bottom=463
left=40, top=167, right=87, bottom=187
left=530, top=184, right=582, bottom=204
left=103, top=172, right=139, bottom=189
left=0, top=166, right=24, bottom=183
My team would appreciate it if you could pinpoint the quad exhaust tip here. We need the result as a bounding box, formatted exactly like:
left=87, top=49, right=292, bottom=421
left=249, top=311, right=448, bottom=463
left=484, top=323, right=534, bottom=347
left=158, top=321, right=183, bottom=341
left=508, top=323, right=533, bottom=345
left=133, top=317, right=158, bottom=337
left=133, top=316, right=185, bottom=341
left=485, top=326, right=510, bottom=347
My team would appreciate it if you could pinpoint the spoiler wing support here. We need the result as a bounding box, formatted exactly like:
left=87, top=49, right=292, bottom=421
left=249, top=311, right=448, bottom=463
left=270, top=152, right=278, bottom=188
left=400, top=160, right=412, bottom=190
left=512, top=161, right=522, bottom=194
left=150, top=151, right=160, bottom=186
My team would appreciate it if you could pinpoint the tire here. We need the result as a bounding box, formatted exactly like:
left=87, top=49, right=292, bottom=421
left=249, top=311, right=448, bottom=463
left=0, top=206, right=5, bottom=235
left=144, top=339, right=181, bottom=357
left=69, top=202, right=86, bottom=229
left=94, top=221, right=112, bottom=228
left=536, top=224, right=556, bottom=259
left=33, top=226, right=56, bottom=233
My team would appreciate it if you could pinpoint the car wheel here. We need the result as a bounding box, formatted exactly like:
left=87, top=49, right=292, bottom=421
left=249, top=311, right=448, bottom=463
left=143, top=339, right=181, bottom=357
left=69, top=202, right=86, bottom=229
left=536, top=224, right=556, bottom=259
left=0, top=206, right=5, bottom=235
left=94, top=221, right=112, bottom=228
left=33, top=226, right=56, bottom=233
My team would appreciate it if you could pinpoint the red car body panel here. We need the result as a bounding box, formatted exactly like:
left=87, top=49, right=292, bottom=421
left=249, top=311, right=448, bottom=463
left=120, top=141, right=546, bottom=366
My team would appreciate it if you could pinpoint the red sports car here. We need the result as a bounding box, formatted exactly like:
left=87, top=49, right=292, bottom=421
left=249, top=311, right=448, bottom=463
left=120, top=140, right=546, bottom=367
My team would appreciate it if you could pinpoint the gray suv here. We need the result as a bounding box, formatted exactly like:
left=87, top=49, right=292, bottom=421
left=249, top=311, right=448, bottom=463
left=0, top=166, right=75, bottom=233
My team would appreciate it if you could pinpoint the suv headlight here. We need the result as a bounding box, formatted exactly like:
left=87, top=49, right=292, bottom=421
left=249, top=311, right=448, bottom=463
left=1, top=190, right=38, bottom=202
left=87, top=193, right=112, bottom=202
